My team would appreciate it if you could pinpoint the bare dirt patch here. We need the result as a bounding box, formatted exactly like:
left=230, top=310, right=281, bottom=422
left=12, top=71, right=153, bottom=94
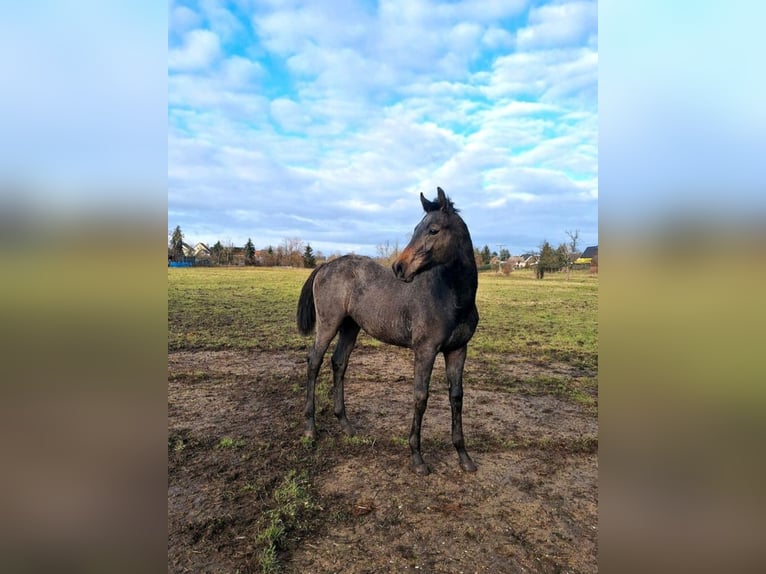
left=168, top=348, right=597, bottom=573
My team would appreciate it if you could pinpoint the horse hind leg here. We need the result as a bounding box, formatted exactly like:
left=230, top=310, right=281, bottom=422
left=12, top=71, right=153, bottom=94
left=331, top=318, right=360, bottom=436
left=304, top=327, right=337, bottom=441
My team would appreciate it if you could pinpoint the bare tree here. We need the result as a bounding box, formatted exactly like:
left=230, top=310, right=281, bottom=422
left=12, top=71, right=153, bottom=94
left=224, top=239, right=235, bottom=266
left=376, top=240, right=400, bottom=264
left=564, top=229, right=580, bottom=281
left=281, top=237, right=305, bottom=267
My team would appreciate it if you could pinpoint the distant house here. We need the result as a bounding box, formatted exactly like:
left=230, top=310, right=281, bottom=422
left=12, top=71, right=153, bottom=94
left=507, top=255, right=525, bottom=269
left=179, top=242, right=210, bottom=257
left=574, top=245, right=598, bottom=265
left=193, top=242, right=211, bottom=257
left=515, top=253, right=539, bottom=269
left=191, top=243, right=211, bottom=264
left=168, top=241, right=212, bottom=266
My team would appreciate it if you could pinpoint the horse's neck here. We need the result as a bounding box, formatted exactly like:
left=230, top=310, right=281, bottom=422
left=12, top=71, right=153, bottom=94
left=438, top=256, right=477, bottom=304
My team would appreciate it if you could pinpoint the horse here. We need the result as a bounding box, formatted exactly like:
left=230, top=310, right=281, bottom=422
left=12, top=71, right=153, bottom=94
left=296, top=187, right=479, bottom=475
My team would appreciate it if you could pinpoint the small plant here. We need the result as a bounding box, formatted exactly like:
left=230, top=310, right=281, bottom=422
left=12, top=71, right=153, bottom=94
left=257, top=470, right=315, bottom=573
left=299, top=435, right=314, bottom=449
left=217, top=436, right=246, bottom=449
left=343, top=435, right=375, bottom=447
left=258, top=543, right=279, bottom=574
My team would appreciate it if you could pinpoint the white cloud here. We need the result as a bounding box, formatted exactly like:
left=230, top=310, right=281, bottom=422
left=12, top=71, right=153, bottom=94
left=169, top=29, right=221, bottom=71
left=484, top=47, right=598, bottom=103
left=220, top=56, right=262, bottom=89
left=482, top=27, right=514, bottom=49
left=168, top=1, right=598, bottom=255
left=269, top=98, right=309, bottom=133
left=516, top=1, right=597, bottom=50
left=253, top=2, right=370, bottom=56
left=197, top=0, right=246, bottom=43
left=169, top=4, right=202, bottom=38
left=340, top=199, right=385, bottom=213
left=434, top=0, right=528, bottom=23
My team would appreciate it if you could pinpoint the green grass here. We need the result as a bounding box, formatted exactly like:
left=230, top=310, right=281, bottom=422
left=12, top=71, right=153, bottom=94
left=217, top=436, right=247, bottom=449
left=168, top=267, right=311, bottom=352
left=168, top=266, right=597, bottom=372
left=343, top=435, right=375, bottom=447
left=472, top=269, right=598, bottom=370
left=257, top=470, right=315, bottom=573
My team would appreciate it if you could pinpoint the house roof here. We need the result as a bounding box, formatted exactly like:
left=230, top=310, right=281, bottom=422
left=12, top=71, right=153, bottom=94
left=581, top=246, right=598, bottom=259
left=193, top=242, right=211, bottom=255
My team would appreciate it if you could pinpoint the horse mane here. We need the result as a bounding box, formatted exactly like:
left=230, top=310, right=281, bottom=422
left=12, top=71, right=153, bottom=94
left=421, top=187, right=459, bottom=214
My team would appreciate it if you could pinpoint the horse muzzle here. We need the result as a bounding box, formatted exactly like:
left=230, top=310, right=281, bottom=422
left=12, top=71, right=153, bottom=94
left=392, top=261, right=414, bottom=282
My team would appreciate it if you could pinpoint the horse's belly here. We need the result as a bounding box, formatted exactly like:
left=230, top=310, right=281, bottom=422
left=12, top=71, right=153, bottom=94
left=359, top=319, right=412, bottom=348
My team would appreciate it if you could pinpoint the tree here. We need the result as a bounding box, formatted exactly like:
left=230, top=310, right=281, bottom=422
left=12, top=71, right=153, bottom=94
left=473, top=248, right=483, bottom=269
left=564, top=229, right=580, bottom=281
left=282, top=237, right=304, bottom=267
left=224, top=240, right=235, bottom=265
left=302, top=243, right=317, bottom=268
left=480, top=245, right=491, bottom=265
left=244, top=238, right=256, bottom=265
left=210, top=241, right=224, bottom=265
left=565, top=229, right=580, bottom=258
left=537, top=240, right=560, bottom=279
left=170, top=225, right=184, bottom=261
left=264, top=245, right=276, bottom=266
left=499, top=248, right=510, bottom=261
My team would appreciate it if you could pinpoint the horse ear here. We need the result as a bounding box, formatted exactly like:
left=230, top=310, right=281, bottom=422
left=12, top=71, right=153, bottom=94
left=420, top=192, right=439, bottom=212
left=436, top=187, right=454, bottom=214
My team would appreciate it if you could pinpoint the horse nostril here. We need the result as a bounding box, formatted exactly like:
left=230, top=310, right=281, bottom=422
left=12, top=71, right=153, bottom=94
left=392, top=262, right=402, bottom=277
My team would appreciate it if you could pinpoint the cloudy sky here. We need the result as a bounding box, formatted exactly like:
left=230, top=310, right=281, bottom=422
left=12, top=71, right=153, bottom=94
left=168, top=0, right=598, bottom=256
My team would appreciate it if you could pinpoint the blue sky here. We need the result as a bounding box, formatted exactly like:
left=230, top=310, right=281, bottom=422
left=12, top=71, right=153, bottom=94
left=168, top=0, right=598, bottom=256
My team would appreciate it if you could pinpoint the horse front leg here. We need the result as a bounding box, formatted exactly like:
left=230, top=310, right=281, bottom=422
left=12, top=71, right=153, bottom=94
left=445, top=346, right=477, bottom=472
left=409, top=349, right=437, bottom=475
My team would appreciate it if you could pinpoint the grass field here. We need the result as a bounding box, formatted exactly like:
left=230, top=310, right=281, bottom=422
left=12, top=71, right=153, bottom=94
left=168, top=264, right=598, bottom=573
left=168, top=265, right=597, bottom=364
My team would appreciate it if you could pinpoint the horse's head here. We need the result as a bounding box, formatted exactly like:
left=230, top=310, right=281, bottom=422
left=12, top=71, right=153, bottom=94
left=393, top=187, right=473, bottom=282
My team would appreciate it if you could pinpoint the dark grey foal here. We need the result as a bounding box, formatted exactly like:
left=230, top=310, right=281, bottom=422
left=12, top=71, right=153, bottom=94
left=297, top=187, right=479, bottom=475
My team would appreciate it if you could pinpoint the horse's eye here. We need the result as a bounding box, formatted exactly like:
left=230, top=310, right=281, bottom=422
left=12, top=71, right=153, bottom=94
left=428, top=226, right=440, bottom=235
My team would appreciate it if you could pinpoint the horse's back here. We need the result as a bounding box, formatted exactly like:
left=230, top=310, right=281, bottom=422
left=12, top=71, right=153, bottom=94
left=312, top=255, right=393, bottom=313
left=313, top=255, right=412, bottom=346
left=314, top=255, right=390, bottom=291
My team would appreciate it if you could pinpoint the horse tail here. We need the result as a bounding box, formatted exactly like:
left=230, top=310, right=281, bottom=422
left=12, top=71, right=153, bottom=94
left=297, top=266, right=321, bottom=335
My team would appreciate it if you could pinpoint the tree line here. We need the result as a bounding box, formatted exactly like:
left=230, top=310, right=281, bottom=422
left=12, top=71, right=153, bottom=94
left=475, top=230, right=583, bottom=279
left=170, top=225, right=585, bottom=278
left=169, top=226, right=320, bottom=268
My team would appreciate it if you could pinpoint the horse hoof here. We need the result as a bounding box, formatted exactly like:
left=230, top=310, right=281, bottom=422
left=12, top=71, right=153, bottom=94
left=412, top=463, right=430, bottom=476
left=302, top=429, right=317, bottom=442
left=460, top=459, right=478, bottom=472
